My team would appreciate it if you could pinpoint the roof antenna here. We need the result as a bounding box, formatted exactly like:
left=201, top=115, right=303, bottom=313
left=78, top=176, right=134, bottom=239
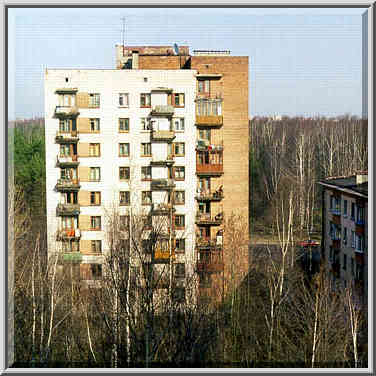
left=121, top=17, right=126, bottom=57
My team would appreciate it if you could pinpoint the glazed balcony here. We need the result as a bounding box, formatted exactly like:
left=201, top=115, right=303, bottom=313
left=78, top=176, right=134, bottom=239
left=151, top=130, right=176, bottom=141
left=196, top=163, right=223, bottom=176
left=154, top=247, right=176, bottom=263
left=54, top=106, right=79, bottom=119
left=150, top=105, right=175, bottom=116
left=55, top=178, right=80, bottom=192
left=195, top=212, right=223, bottom=226
left=195, top=115, right=223, bottom=128
left=55, top=130, right=79, bottom=144
left=56, top=203, right=80, bottom=216
left=151, top=178, right=175, bottom=191
left=196, top=237, right=223, bottom=250
left=196, top=189, right=223, bottom=202
left=56, top=154, right=79, bottom=167
left=197, top=250, right=224, bottom=273
left=150, top=154, right=175, bottom=166
left=56, top=228, right=81, bottom=241
left=151, top=203, right=175, bottom=216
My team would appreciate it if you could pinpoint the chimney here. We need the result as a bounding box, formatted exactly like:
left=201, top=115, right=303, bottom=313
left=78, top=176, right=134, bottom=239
left=132, top=50, right=139, bottom=69
left=356, top=173, right=368, bottom=185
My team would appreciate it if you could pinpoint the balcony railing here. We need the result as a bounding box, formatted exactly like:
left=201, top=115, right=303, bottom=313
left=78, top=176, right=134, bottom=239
left=195, top=212, right=223, bottom=226
left=56, top=228, right=81, bottom=240
left=154, top=248, right=176, bottom=262
left=196, top=141, right=224, bottom=152
left=196, top=163, right=223, bottom=176
left=55, top=178, right=80, bottom=191
left=62, top=252, right=82, bottom=263
left=197, top=250, right=224, bottom=273
left=55, top=130, right=79, bottom=143
left=196, top=189, right=223, bottom=202
left=151, top=130, right=176, bottom=141
left=54, top=106, right=79, bottom=118
left=151, top=178, right=175, bottom=190
left=151, top=203, right=175, bottom=216
left=196, top=237, right=222, bottom=250
left=150, top=105, right=175, bottom=116
left=150, top=154, right=175, bottom=165
left=56, top=203, right=80, bottom=216
left=195, top=115, right=223, bottom=127
left=56, top=154, right=79, bottom=167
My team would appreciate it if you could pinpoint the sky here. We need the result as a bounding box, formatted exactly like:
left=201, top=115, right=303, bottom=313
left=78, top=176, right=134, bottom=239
left=8, top=7, right=368, bottom=120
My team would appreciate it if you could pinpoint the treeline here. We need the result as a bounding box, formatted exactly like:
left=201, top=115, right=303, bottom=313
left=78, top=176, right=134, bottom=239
left=250, top=115, right=367, bottom=236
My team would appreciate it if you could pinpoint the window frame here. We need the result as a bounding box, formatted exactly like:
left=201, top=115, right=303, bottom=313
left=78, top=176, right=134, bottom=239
left=90, top=167, right=101, bottom=182
left=88, top=93, right=100, bottom=108
left=119, top=191, right=130, bottom=206
left=118, top=93, right=129, bottom=108
left=89, top=143, right=101, bottom=157
left=140, top=93, right=151, bottom=108
left=172, top=93, right=185, bottom=108
left=174, top=190, right=185, bottom=205
left=141, top=117, right=152, bottom=131
left=175, top=238, right=185, bottom=253
left=90, top=191, right=101, bottom=206
left=119, top=166, right=130, bottom=181
left=119, top=118, right=130, bottom=132
left=142, top=191, right=152, bottom=206
left=175, top=214, right=185, bottom=229
left=90, top=216, right=102, bottom=231
left=90, top=118, right=100, bottom=132
left=91, top=240, right=102, bottom=254
left=141, top=166, right=152, bottom=181
left=119, top=143, right=130, bottom=157
left=141, top=143, right=152, bottom=157
left=174, top=142, right=185, bottom=156
left=174, top=166, right=185, bottom=181
left=173, top=117, right=185, bottom=132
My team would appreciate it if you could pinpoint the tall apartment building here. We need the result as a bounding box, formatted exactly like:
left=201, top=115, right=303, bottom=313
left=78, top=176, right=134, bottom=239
left=44, top=45, right=249, bottom=301
left=318, top=173, right=368, bottom=305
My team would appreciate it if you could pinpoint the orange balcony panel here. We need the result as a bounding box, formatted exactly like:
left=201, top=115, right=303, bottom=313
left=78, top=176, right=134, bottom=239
left=196, top=164, right=223, bottom=175
left=196, top=115, right=223, bottom=127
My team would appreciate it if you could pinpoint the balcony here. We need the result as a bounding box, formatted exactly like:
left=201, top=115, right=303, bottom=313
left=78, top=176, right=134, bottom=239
left=151, top=178, right=175, bottom=191
left=196, top=141, right=224, bottom=153
left=196, top=163, right=223, bottom=176
left=56, top=228, right=81, bottom=241
left=195, top=115, right=223, bottom=128
left=55, top=178, right=80, bottom=192
left=154, top=248, right=176, bottom=263
left=196, top=189, right=223, bottom=202
left=150, top=154, right=175, bottom=166
left=151, top=130, right=176, bottom=141
left=56, top=154, right=79, bottom=167
left=151, top=203, right=175, bottom=216
left=62, top=252, right=82, bottom=263
left=197, top=250, right=224, bottom=273
left=55, top=131, right=79, bottom=144
left=54, top=106, right=79, bottom=119
left=196, top=237, right=222, bottom=250
left=195, top=212, right=223, bottom=226
left=150, top=105, right=175, bottom=116
left=56, top=203, right=80, bottom=216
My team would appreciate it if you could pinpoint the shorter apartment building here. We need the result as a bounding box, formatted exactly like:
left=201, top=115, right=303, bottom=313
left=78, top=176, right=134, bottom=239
left=318, top=173, right=368, bottom=304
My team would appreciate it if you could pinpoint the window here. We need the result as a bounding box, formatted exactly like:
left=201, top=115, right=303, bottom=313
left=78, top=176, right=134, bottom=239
left=58, top=94, right=75, bottom=107
left=199, top=129, right=211, bottom=142
left=89, top=143, right=100, bottom=157
left=356, top=206, right=365, bottom=224
left=351, top=203, right=355, bottom=220
left=175, top=215, right=185, bottom=228
left=141, top=166, right=152, bottom=180
left=65, top=192, right=78, bottom=204
left=343, top=200, right=348, bottom=216
left=351, top=230, right=355, bottom=248
left=90, top=118, right=100, bottom=132
left=119, top=118, right=129, bottom=132
left=120, top=215, right=129, bottom=230
left=141, top=143, right=152, bottom=156
left=61, top=216, right=75, bottom=230
left=142, top=240, right=152, bottom=254
left=343, top=254, right=347, bottom=270
left=174, top=166, right=185, bottom=180
left=142, top=191, right=152, bottom=205
left=198, top=80, right=210, bottom=94
left=170, top=93, right=185, bottom=107
left=59, top=119, right=71, bottom=132
left=90, top=192, right=101, bottom=206
left=90, top=216, right=101, bottom=230
left=143, top=215, right=152, bottom=229
left=175, top=263, right=186, bottom=278
left=176, top=239, right=185, bottom=253
left=174, top=191, right=185, bottom=204
left=356, top=234, right=364, bottom=252
left=196, top=99, right=222, bottom=116
left=91, top=264, right=102, bottom=279
left=140, top=93, right=151, bottom=107
left=91, top=240, right=102, bottom=254
left=60, top=144, right=71, bottom=156
left=89, top=93, right=100, bottom=108
left=329, top=247, right=334, bottom=263
left=174, top=142, right=185, bottom=156
left=172, top=287, right=185, bottom=303
left=90, top=167, right=100, bottom=182
left=351, top=258, right=354, bottom=276
left=343, top=227, right=347, bottom=245
left=119, top=167, right=130, bottom=180
left=173, top=118, right=185, bottom=131
left=120, top=191, right=130, bottom=206
left=119, top=93, right=129, bottom=107
left=119, top=143, right=130, bottom=157
left=329, top=222, right=341, bottom=240
left=141, top=117, right=152, bottom=131
left=61, top=167, right=77, bottom=180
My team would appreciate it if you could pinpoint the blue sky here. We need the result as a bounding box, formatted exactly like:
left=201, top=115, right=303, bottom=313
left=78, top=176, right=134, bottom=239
left=8, top=7, right=367, bottom=119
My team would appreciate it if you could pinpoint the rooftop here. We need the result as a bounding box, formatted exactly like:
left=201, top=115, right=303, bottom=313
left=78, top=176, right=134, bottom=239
left=319, top=173, right=368, bottom=197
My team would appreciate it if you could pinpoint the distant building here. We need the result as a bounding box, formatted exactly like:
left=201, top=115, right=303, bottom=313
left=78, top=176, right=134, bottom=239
left=318, top=173, right=368, bottom=304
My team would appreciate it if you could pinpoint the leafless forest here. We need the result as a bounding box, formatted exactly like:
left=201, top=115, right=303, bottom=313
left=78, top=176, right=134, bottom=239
left=10, top=116, right=367, bottom=367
